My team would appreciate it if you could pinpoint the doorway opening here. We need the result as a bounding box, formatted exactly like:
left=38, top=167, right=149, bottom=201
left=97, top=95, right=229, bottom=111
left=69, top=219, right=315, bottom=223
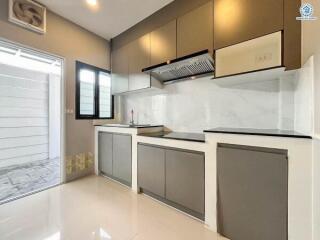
left=0, top=39, right=64, bottom=204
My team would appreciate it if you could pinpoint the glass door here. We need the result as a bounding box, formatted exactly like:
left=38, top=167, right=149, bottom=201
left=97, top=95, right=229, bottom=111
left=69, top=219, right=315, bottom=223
left=0, top=40, right=63, bottom=203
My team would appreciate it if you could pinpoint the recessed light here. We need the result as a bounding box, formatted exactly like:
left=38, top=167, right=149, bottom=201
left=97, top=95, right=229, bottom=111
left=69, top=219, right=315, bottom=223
left=86, top=0, right=97, bottom=6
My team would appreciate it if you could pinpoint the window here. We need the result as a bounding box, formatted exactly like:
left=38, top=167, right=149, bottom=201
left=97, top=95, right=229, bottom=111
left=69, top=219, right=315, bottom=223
left=76, top=61, right=113, bottom=119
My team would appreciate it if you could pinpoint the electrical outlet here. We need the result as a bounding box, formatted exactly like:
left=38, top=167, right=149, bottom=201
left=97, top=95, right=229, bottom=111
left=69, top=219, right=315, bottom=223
left=66, top=109, right=74, bottom=114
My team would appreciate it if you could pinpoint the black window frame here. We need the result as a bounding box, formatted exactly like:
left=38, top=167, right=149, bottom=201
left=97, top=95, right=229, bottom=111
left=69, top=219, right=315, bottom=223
left=75, top=61, right=114, bottom=120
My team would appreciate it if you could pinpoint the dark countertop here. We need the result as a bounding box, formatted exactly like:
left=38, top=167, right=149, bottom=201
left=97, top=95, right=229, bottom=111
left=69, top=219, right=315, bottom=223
left=95, top=124, right=164, bottom=129
left=138, top=131, right=206, bottom=143
left=204, top=127, right=312, bottom=139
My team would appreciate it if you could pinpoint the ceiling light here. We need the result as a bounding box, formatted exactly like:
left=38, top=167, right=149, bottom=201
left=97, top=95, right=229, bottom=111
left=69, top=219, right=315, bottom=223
left=86, top=0, right=97, bottom=6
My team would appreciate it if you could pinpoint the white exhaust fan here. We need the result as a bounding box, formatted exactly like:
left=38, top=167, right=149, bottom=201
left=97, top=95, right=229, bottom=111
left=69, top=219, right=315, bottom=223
left=8, top=0, right=47, bottom=34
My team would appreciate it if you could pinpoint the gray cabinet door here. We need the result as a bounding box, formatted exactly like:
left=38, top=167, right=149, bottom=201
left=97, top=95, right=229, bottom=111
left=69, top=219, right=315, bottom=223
left=177, top=1, right=213, bottom=58
left=217, top=144, right=288, bottom=240
left=138, top=144, right=165, bottom=197
left=150, top=20, right=177, bottom=66
left=111, top=45, right=129, bottom=94
left=98, top=132, right=113, bottom=176
left=165, top=149, right=205, bottom=216
left=112, top=134, right=132, bottom=186
left=128, top=34, right=151, bottom=91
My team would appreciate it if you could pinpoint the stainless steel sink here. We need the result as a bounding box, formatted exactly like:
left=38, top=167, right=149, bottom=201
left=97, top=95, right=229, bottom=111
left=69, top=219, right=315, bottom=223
left=103, top=123, right=151, bottom=128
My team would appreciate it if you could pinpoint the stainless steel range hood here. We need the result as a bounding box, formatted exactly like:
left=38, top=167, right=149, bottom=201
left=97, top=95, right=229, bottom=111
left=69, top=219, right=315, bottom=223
left=142, top=50, right=214, bottom=84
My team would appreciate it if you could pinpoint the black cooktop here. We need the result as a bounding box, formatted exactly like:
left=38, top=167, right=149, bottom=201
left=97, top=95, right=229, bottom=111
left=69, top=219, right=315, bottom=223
left=204, top=127, right=312, bottom=139
left=138, top=131, right=206, bottom=143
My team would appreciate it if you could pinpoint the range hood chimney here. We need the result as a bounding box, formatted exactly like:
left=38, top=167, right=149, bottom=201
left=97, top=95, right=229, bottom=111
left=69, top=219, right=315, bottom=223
left=142, top=50, right=214, bottom=84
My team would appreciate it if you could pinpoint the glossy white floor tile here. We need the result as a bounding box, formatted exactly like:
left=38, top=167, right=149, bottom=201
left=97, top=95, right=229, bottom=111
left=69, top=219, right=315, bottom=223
left=0, top=175, right=228, bottom=240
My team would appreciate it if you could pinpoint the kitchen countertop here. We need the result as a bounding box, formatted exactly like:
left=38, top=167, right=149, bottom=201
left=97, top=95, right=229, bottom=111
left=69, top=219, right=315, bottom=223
left=204, top=127, right=312, bottom=139
left=95, top=124, right=164, bottom=129
left=137, top=131, right=206, bottom=143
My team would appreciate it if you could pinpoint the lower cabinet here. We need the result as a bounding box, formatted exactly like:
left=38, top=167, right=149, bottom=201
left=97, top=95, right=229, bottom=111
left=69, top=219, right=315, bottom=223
left=138, top=143, right=205, bottom=220
left=165, top=149, right=205, bottom=218
left=138, top=144, right=165, bottom=198
left=217, top=143, right=288, bottom=240
left=98, top=132, right=113, bottom=176
left=98, top=132, right=132, bottom=187
left=112, top=134, right=132, bottom=185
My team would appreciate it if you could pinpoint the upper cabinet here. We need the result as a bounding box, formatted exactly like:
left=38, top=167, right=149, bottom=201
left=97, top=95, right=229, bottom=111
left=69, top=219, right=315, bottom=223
left=112, top=33, right=161, bottom=94
left=214, top=0, right=284, bottom=49
left=177, top=1, right=214, bottom=58
left=111, top=45, right=129, bottom=94
left=150, top=20, right=177, bottom=66
left=284, top=0, right=301, bottom=70
left=215, top=31, right=282, bottom=78
left=111, top=0, right=301, bottom=88
left=128, top=34, right=151, bottom=91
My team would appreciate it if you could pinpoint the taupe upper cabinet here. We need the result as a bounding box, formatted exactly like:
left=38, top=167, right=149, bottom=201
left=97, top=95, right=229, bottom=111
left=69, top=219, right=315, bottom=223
left=177, top=1, right=213, bottom=58
left=214, top=0, right=284, bottom=50
left=128, top=34, right=151, bottom=91
left=215, top=31, right=282, bottom=78
left=150, top=20, right=177, bottom=66
left=111, top=45, right=129, bottom=94
left=284, top=0, right=301, bottom=70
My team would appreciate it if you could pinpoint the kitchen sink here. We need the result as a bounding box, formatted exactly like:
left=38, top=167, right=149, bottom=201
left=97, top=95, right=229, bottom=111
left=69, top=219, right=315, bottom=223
left=103, top=123, right=151, bottom=128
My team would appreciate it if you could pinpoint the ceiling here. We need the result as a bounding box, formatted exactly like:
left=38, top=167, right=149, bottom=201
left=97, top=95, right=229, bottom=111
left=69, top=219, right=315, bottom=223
left=37, top=0, right=174, bottom=40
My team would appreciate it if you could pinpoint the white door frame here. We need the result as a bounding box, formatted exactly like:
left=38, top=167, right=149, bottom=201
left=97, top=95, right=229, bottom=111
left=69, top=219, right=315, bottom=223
left=0, top=37, right=66, bottom=183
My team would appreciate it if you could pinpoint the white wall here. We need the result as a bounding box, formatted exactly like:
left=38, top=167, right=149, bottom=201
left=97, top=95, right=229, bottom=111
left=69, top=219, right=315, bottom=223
left=313, top=137, right=320, bottom=240
left=293, top=57, right=314, bottom=135
left=301, top=1, right=320, bottom=239
left=121, top=76, right=284, bottom=132
left=120, top=73, right=315, bottom=134
left=301, top=0, right=320, bottom=135
left=302, top=0, right=320, bottom=240
left=278, top=74, right=295, bottom=130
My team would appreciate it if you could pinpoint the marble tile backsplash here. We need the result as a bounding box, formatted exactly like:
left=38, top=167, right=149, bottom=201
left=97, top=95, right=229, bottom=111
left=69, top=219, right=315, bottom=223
left=119, top=76, right=294, bottom=133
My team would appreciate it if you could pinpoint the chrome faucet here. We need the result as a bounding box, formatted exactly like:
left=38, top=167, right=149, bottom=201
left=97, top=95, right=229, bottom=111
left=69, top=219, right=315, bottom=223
left=130, top=109, right=134, bottom=125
